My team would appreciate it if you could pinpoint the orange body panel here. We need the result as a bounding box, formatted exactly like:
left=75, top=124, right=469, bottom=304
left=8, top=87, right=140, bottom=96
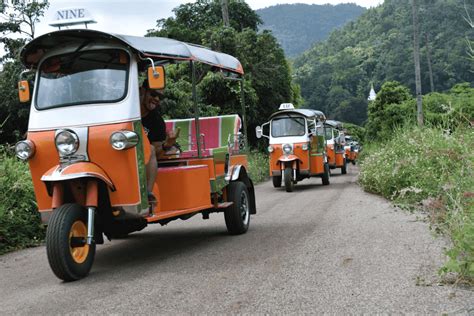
left=88, top=123, right=142, bottom=207
left=326, top=146, right=336, bottom=166
left=335, top=153, right=344, bottom=167
left=269, top=143, right=309, bottom=173
left=293, top=144, right=309, bottom=172
left=309, top=155, right=324, bottom=175
left=28, top=123, right=144, bottom=211
left=187, top=158, right=216, bottom=179
left=27, top=131, right=60, bottom=211
left=269, top=145, right=283, bottom=174
left=154, top=165, right=212, bottom=214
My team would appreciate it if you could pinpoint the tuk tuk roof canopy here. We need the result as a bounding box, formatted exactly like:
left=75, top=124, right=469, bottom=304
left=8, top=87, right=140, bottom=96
left=269, top=109, right=326, bottom=121
left=20, top=29, right=244, bottom=75
left=325, top=120, right=343, bottom=129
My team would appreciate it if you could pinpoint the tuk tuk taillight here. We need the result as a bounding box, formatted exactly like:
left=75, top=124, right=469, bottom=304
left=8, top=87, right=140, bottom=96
left=110, top=130, right=139, bottom=150
left=15, top=140, right=36, bottom=160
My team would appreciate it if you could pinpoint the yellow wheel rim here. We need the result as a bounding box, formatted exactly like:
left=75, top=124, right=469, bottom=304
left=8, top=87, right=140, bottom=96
left=69, top=220, right=89, bottom=264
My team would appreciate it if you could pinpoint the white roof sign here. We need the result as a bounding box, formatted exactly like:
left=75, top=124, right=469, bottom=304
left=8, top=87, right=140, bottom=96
left=279, top=103, right=295, bottom=110
left=49, top=8, right=96, bottom=27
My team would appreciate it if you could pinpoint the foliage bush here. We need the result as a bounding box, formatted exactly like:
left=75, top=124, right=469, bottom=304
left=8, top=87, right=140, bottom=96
left=359, top=126, right=474, bottom=280
left=247, top=149, right=269, bottom=184
left=0, top=147, right=45, bottom=254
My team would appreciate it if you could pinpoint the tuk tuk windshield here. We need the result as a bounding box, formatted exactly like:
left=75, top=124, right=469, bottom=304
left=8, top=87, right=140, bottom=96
left=271, top=116, right=306, bottom=137
left=36, top=49, right=129, bottom=109
left=324, top=127, right=334, bottom=140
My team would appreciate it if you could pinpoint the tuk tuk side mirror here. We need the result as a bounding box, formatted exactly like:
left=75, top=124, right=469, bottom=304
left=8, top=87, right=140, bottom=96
left=18, top=80, right=30, bottom=103
left=147, top=65, right=165, bottom=89
left=256, top=126, right=263, bottom=139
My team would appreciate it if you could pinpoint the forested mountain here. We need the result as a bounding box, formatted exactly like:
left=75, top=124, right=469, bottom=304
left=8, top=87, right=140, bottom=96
left=256, top=3, right=366, bottom=57
left=293, top=0, right=474, bottom=125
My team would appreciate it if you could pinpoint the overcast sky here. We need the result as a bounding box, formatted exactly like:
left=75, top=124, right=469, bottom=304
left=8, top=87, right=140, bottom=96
left=35, top=0, right=384, bottom=37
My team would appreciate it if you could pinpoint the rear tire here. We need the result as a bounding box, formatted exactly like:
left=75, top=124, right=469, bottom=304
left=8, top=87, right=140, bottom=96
left=341, top=158, right=347, bottom=174
left=272, top=175, right=282, bottom=188
left=225, top=182, right=250, bottom=235
left=322, top=163, right=330, bottom=185
left=46, top=203, right=95, bottom=282
left=284, top=167, right=294, bottom=192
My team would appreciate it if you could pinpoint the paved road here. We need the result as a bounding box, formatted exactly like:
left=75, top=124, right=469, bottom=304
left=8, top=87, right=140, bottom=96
left=0, top=165, right=472, bottom=314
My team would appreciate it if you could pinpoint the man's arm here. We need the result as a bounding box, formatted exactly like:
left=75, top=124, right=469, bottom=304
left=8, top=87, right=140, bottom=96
left=151, top=141, right=164, bottom=160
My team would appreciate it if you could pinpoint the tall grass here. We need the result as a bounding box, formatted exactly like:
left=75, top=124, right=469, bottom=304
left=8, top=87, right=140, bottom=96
left=0, top=146, right=45, bottom=254
left=247, top=149, right=269, bottom=184
left=359, top=126, right=474, bottom=281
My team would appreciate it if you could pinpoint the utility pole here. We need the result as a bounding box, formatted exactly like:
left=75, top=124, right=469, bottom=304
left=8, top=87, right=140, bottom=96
left=425, top=33, right=435, bottom=93
left=221, top=0, right=230, bottom=27
left=412, top=0, right=424, bottom=126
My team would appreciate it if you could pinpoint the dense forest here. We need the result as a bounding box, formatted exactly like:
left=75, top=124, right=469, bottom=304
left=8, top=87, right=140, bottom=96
left=256, top=3, right=366, bottom=57
left=293, top=0, right=474, bottom=125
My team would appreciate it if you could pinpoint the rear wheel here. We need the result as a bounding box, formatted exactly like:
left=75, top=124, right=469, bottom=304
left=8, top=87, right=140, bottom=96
left=46, top=203, right=96, bottom=281
left=272, top=175, right=282, bottom=188
left=284, top=167, right=294, bottom=192
left=225, top=181, right=250, bottom=235
left=341, top=158, right=347, bottom=174
left=322, top=163, right=330, bottom=185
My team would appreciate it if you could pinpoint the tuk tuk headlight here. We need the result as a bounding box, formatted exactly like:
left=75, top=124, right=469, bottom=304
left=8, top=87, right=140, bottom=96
left=282, top=143, right=293, bottom=154
left=110, top=130, right=139, bottom=150
left=267, top=145, right=274, bottom=153
left=55, top=130, right=79, bottom=156
left=15, top=140, right=35, bottom=160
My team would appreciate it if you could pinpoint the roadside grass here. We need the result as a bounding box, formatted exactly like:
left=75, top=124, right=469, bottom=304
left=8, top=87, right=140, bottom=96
left=359, top=126, right=474, bottom=282
left=0, top=146, right=45, bottom=255
left=247, top=149, right=269, bottom=184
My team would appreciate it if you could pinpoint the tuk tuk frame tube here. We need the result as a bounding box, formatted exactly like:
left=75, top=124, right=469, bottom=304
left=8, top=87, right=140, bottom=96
left=190, top=61, right=202, bottom=159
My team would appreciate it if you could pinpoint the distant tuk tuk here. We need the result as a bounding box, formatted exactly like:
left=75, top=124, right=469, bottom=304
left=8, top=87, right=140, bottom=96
left=344, top=136, right=359, bottom=165
left=324, top=120, right=347, bottom=174
left=15, top=30, right=256, bottom=281
left=256, top=103, right=329, bottom=192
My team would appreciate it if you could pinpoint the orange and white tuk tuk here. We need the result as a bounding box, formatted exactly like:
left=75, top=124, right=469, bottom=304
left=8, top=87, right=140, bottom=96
left=324, top=120, right=347, bottom=174
left=15, top=30, right=256, bottom=281
left=344, top=135, right=359, bottom=165
left=255, top=103, right=329, bottom=192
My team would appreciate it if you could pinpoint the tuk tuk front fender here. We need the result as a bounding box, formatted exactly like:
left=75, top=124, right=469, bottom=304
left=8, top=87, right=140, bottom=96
left=278, top=155, right=300, bottom=163
left=41, top=162, right=115, bottom=191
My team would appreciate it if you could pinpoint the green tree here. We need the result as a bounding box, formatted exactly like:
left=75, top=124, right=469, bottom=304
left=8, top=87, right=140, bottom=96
left=149, top=0, right=261, bottom=43
left=365, top=81, right=414, bottom=141
left=0, top=1, right=49, bottom=144
left=147, top=1, right=298, bottom=146
left=0, top=0, right=49, bottom=61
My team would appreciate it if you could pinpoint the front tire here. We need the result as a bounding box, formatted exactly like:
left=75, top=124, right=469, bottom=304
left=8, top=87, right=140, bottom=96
left=284, top=167, right=294, bottom=192
left=341, top=158, right=347, bottom=174
left=322, top=163, right=330, bottom=185
left=46, top=203, right=96, bottom=281
left=225, top=182, right=250, bottom=235
left=272, top=175, right=282, bottom=188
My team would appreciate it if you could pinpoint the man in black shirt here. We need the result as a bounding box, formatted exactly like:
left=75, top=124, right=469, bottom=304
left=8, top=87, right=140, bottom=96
left=140, top=81, right=166, bottom=202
